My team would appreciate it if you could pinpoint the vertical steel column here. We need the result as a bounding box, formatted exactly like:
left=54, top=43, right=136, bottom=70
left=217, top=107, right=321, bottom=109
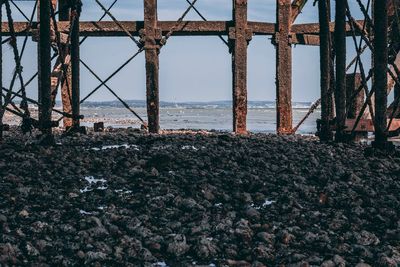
left=231, top=0, right=249, bottom=134
left=276, top=0, right=293, bottom=134
left=58, top=0, right=69, bottom=20
left=0, top=0, right=3, bottom=140
left=71, top=3, right=80, bottom=129
left=39, top=0, right=53, bottom=136
left=334, top=0, right=347, bottom=141
left=59, top=0, right=73, bottom=128
left=346, top=73, right=367, bottom=141
left=318, top=0, right=333, bottom=141
left=394, top=83, right=400, bottom=118
left=144, top=0, right=160, bottom=133
left=346, top=74, right=364, bottom=119
left=373, top=0, right=389, bottom=147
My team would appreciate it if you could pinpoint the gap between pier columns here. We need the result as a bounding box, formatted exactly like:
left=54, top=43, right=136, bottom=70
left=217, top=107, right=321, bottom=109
left=230, top=0, right=251, bottom=135
left=275, top=0, right=293, bottom=135
left=144, top=0, right=160, bottom=134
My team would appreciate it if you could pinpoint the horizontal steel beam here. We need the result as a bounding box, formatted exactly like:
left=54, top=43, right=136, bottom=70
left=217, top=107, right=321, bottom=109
left=1, top=20, right=364, bottom=38
left=339, top=119, right=400, bottom=133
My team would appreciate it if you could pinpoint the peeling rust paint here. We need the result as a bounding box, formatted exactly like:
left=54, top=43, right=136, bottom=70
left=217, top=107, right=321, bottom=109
left=231, top=0, right=249, bottom=134
left=276, top=0, right=293, bottom=135
left=144, top=0, right=160, bottom=134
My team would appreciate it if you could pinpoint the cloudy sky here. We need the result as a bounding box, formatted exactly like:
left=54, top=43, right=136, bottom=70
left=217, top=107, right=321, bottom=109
left=3, top=0, right=368, bottom=103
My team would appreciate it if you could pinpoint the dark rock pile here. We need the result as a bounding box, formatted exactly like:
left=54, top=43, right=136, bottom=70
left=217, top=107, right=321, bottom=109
left=0, top=130, right=399, bottom=266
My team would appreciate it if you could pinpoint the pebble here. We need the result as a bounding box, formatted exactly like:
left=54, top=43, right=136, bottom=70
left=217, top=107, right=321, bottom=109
left=0, top=129, right=399, bottom=265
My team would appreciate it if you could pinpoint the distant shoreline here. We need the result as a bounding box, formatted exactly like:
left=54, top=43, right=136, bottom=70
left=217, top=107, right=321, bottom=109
left=49, top=100, right=315, bottom=110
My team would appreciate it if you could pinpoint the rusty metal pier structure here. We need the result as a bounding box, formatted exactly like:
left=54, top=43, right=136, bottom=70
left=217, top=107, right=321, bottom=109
left=0, top=0, right=400, bottom=148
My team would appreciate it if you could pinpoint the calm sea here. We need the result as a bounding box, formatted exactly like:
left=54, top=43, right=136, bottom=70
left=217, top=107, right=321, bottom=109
left=78, top=101, right=321, bottom=134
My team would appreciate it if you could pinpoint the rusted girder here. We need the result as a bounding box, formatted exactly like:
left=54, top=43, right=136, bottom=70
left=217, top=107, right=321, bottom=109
left=38, top=0, right=53, bottom=138
left=0, top=0, right=3, bottom=140
left=59, top=0, right=73, bottom=128
left=373, top=0, right=391, bottom=148
left=1, top=20, right=365, bottom=37
left=334, top=0, right=347, bottom=142
left=341, top=119, right=400, bottom=133
left=291, top=0, right=308, bottom=23
left=275, top=0, right=293, bottom=134
left=290, top=33, right=320, bottom=46
left=144, top=0, right=160, bottom=134
left=318, top=0, right=333, bottom=141
left=346, top=74, right=367, bottom=141
left=231, top=0, right=250, bottom=134
left=71, top=3, right=80, bottom=129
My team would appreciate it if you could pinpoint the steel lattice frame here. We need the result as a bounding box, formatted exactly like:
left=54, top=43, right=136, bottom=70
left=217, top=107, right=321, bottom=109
left=0, top=0, right=399, bottom=148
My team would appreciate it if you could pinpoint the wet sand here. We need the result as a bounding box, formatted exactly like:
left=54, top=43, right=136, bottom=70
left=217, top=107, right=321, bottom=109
left=0, top=129, right=399, bottom=266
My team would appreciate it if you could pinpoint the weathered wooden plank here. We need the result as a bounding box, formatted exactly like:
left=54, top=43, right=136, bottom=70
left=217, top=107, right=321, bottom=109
left=231, top=0, right=249, bottom=134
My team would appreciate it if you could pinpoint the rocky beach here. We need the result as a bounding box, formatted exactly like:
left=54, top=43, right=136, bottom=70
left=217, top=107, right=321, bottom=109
left=0, top=128, right=399, bottom=266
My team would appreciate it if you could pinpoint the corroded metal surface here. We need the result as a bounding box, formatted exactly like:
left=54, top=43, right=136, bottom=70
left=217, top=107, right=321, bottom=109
left=71, top=4, right=80, bottom=129
left=231, top=0, right=249, bottom=134
left=318, top=0, right=333, bottom=141
left=38, top=0, right=53, bottom=135
left=0, top=20, right=365, bottom=37
left=59, top=0, right=73, bottom=128
left=0, top=0, right=398, bottom=147
left=373, top=0, right=389, bottom=146
left=144, top=0, right=160, bottom=134
left=276, top=0, right=293, bottom=134
left=334, top=0, right=347, bottom=141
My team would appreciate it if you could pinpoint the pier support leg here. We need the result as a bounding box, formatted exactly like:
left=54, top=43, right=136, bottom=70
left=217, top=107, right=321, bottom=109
left=144, top=0, right=160, bottom=134
left=373, top=0, right=390, bottom=148
left=346, top=73, right=367, bottom=141
left=38, top=0, right=53, bottom=139
left=59, top=0, right=73, bottom=128
left=231, top=0, right=249, bottom=134
left=71, top=4, right=80, bottom=129
left=0, top=1, right=3, bottom=141
left=334, top=0, right=347, bottom=142
left=318, top=0, right=333, bottom=141
left=394, top=82, right=400, bottom=118
left=276, top=0, right=293, bottom=134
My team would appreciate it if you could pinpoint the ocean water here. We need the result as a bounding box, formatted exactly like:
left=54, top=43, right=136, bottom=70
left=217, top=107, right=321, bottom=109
left=5, top=101, right=321, bottom=134
left=79, top=105, right=321, bottom=134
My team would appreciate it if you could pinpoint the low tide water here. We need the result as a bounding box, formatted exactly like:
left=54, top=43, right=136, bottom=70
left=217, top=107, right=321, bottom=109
left=79, top=107, right=321, bottom=134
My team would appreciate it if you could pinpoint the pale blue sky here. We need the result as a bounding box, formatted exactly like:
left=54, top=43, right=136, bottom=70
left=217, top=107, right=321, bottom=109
left=3, top=1, right=368, bottom=103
